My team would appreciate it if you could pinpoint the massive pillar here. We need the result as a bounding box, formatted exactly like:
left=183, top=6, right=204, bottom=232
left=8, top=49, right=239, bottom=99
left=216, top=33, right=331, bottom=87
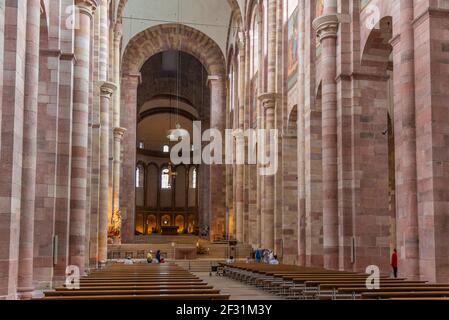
left=98, top=82, right=116, bottom=265
left=53, top=52, right=76, bottom=284
left=0, top=0, right=27, bottom=299
left=259, top=92, right=277, bottom=251
left=313, top=2, right=339, bottom=270
left=235, top=36, right=246, bottom=242
left=0, top=0, right=4, bottom=149
left=242, top=30, right=251, bottom=245
left=392, top=0, right=419, bottom=280
left=413, top=4, right=449, bottom=282
left=17, top=0, right=41, bottom=299
left=209, top=76, right=226, bottom=241
left=120, top=73, right=140, bottom=243
left=112, top=24, right=123, bottom=229
left=96, top=0, right=113, bottom=267
left=69, top=0, right=97, bottom=273
left=297, top=0, right=306, bottom=266
left=259, top=0, right=278, bottom=251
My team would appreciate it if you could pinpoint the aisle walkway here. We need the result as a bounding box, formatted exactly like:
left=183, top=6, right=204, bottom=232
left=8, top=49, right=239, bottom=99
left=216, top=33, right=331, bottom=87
left=192, top=272, right=283, bottom=300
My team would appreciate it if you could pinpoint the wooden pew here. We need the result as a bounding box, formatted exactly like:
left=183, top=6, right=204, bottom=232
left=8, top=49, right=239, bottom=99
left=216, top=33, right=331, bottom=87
left=362, top=291, right=449, bottom=300
left=45, top=289, right=221, bottom=297
left=37, top=263, right=229, bottom=301
left=41, top=294, right=230, bottom=301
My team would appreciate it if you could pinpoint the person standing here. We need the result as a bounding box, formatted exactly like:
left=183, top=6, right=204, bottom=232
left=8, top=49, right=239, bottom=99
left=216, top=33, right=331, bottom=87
left=147, top=251, right=153, bottom=264
left=391, top=249, right=398, bottom=278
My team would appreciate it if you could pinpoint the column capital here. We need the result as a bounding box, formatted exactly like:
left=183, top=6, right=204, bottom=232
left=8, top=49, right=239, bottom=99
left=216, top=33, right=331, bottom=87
left=113, top=127, right=127, bottom=139
left=258, top=92, right=282, bottom=104
left=100, top=81, right=117, bottom=98
left=237, top=32, right=246, bottom=50
left=40, top=49, right=62, bottom=57
left=114, top=23, right=123, bottom=40
left=313, top=14, right=339, bottom=41
left=75, top=0, right=98, bottom=17
left=206, top=75, right=224, bottom=86
left=60, top=52, right=77, bottom=62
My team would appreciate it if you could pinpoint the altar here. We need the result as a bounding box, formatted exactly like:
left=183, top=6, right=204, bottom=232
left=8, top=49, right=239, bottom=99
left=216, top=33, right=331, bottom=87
left=161, top=226, right=179, bottom=235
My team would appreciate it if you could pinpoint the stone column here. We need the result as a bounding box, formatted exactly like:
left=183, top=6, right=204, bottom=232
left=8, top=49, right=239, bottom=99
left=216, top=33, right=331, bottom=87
left=209, top=76, right=226, bottom=241
left=258, top=0, right=278, bottom=251
left=313, top=4, right=339, bottom=270
left=98, top=82, right=116, bottom=266
left=235, top=36, right=246, bottom=242
left=0, top=0, right=27, bottom=299
left=0, top=0, right=4, bottom=147
left=69, top=0, right=97, bottom=273
left=96, top=0, right=112, bottom=267
left=120, top=73, right=140, bottom=243
left=17, top=0, right=41, bottom=299
left=242, top=30, right=251, bottom=245
left=112, top=127, right=126, bottom=217
left=393, top=0, right=419, bottom=280
left=297, top=0, right=306, bottom=266
left=111, top=24, right=122, bottom=221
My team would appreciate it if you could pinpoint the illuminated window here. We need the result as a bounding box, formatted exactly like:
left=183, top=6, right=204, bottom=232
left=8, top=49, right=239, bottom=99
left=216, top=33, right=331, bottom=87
left=229, top=68, right=234, bottom=112
left=163, top=145, right=170, bottom=153
left=136, top=166, right=143, bottom=188
left=191, top=168, right=197, bottom=189
left=161, top=168, right=171, bottom=189
left=139, top=141, right=145, bottom=149
left=252, top=19, right=259, bottom=77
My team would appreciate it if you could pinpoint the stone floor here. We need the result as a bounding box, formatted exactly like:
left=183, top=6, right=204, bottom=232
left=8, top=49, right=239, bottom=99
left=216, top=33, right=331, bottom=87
left=192, top=272, right=284, bottom=300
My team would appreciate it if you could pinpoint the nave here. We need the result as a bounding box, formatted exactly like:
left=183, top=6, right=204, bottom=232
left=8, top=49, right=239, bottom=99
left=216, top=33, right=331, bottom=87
left=34, top=261, right=449, bottom=301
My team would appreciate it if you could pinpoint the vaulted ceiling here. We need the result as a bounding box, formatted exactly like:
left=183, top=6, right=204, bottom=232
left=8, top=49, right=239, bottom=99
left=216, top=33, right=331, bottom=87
left=117, top=0, right=236, bottom=55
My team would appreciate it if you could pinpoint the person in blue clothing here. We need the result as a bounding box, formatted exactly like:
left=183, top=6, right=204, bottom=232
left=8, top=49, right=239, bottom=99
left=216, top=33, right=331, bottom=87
left=255, top=249, right=262, bottom=263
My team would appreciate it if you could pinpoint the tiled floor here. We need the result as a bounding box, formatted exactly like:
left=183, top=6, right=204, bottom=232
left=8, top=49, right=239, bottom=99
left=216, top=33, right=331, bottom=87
left=192, top=272, right=284, bottom=300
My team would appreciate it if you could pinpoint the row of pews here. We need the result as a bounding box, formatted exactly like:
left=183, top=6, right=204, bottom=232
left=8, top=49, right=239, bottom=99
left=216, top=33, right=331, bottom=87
left=223, top=263, right=449, bottom=300
left=36, top=263, right=230, bottom=300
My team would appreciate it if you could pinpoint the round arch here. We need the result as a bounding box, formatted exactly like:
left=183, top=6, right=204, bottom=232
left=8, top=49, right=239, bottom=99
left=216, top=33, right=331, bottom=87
left=120, top=24, right=227, bottom=244
left=122, top=23, right=226, bottom=76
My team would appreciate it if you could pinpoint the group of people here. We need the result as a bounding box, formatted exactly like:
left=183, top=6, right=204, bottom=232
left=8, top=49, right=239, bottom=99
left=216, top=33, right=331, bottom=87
left=124, top=246, right=399, bottom=278
left=123, top=250, right=165, bottom=265
left=147, top=250, right=165, bottom=264
left=253, top=248, right=279, bottom=265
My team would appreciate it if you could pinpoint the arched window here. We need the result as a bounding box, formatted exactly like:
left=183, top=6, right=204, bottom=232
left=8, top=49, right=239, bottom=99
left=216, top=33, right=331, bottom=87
left=136, top=165, right=144, bottom=188
left=163, top=145, right=170, bottom=153
left=139, top=141, right=145, bottom=149
left=161, top=168, right=171, bottom=189
left=229, top=64, right=234, bottom=112
left=264, top=1, right=268, bottom=56
left=191, top=168, right=197, bottom=189
left=251, top=10, right=260, bottom=77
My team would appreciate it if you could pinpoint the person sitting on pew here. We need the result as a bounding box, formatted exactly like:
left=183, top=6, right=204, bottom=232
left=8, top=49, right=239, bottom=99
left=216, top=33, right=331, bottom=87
left=269, top=255, right=280, bottom=265
left=255, top=249, right=262, bottom=263
left=124, top=256, right=134, bottom=265
left=147, top=251, right=153, bottom=264
left=226, top=256, right=235, bottom=264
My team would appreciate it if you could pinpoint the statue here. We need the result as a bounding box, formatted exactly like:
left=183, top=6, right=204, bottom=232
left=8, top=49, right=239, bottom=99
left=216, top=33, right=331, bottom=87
left=108, top=209, right=122, bottom=244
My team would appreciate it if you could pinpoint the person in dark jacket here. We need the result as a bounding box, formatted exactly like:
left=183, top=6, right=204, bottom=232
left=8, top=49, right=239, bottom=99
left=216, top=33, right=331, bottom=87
left=156, top=250, right=161, bottom=263
left=391, top=248, right=398, bottom=278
